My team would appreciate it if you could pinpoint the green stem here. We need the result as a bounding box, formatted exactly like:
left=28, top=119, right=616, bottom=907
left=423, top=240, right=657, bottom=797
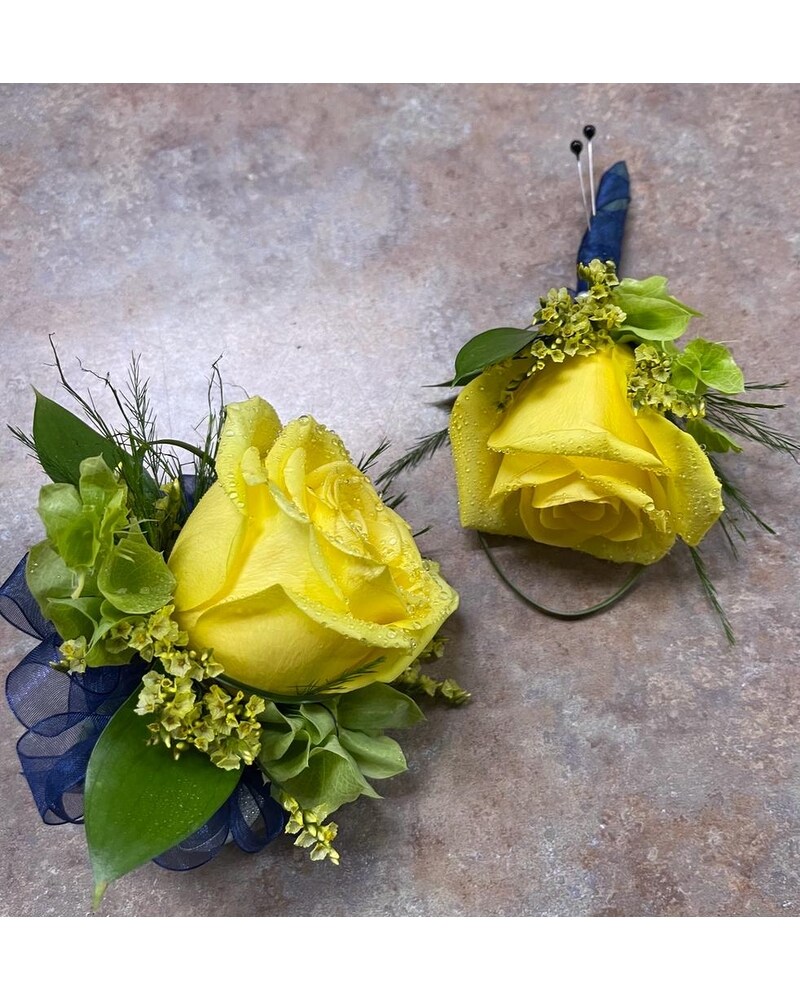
left=478, top=532, right=646, bottom=620
left=133, top=438, right=216, bottom=467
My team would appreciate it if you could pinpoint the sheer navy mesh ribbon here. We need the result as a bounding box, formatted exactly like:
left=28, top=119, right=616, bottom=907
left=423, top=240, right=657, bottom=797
left=153, top=765, right=286, bottom=870
left=1, top=555, right=285, bottom=868
left=576, top=160, right=630, bottom=290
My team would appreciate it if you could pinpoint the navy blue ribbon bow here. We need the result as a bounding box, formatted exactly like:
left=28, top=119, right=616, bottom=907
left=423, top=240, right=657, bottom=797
left=1, top=555, right=285, bottom=871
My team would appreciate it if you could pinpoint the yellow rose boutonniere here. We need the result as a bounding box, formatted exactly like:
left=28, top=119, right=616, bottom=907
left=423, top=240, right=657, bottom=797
left=391, top=145, right=797, bottom=637
left=437, top=254, right=770, bottom=636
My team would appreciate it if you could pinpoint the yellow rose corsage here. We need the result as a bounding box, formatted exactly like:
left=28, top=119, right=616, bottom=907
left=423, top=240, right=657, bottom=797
left=2, top=349, right=466, bottom=907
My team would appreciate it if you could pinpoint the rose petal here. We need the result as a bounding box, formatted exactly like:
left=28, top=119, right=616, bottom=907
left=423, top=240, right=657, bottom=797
left=638, top=408, right=724, bottom=546
left=216, top=397, right=282, bottom=507
left=488, top=347, right=664, bottom=470
left=191, top=571, right=457, bottom=696
left=449, top=357, right=531, bottom=534
left=172, top=403, right=459, bottom=696
left=169, top=484, right=245, bottom=612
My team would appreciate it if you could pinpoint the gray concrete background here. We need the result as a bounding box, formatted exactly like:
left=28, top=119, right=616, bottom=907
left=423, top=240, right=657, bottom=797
left=1, top=84, right=798, bottom=916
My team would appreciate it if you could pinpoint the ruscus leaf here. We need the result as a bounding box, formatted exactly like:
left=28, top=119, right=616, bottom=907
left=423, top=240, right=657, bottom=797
left=32, top=391, right=125, bottom=487
left=452, top=328, right=535, bottom=386
left=84, top=688, right=240, bottom=905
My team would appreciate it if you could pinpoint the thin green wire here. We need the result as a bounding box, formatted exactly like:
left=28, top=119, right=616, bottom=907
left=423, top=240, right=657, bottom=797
left=478, top=532, right=646, bottom=620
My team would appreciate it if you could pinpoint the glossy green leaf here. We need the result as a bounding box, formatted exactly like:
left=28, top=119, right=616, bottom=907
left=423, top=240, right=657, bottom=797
left=685, top=418, right=743, bottom=454
left=452, top=328, right=535, bottom=386
left=85, top=689, right=239, bottom=905
left=337, top=682, right=425, bottom=731
left=339, top=729, right=407, bottom=779
left=32, top=391, right=124, bottom=487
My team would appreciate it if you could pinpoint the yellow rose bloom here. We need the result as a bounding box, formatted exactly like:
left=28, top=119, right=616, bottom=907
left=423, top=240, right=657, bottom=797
left=168, top=397, right=458, bottom=697
left=450, top=342, right=723, bottom=564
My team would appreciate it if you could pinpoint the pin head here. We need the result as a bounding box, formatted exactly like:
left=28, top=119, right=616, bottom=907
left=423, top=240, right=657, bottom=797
left=570, top=139, right=583, bottom=159
left=583, top=124, right=596, bottom=141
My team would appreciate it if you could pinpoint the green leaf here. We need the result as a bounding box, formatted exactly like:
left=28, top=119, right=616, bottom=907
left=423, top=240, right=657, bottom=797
left=451, top=328, right=535, bottom=386
left=612, top=277, right=700, bottom=342
left=683, top=339, right=745, bottom=395
left=337, top=682, right=425, bottom=732
left=339, top=729, right=408, bottom=779
left=84, top=689, right=240, bottom=904
left=278, top=735, right=378, bottom=813
left=685, top=418, right=743, bottom=454
left=97, top=529, right=175, bottom=614
left=32, top=391, right=124, bottom=487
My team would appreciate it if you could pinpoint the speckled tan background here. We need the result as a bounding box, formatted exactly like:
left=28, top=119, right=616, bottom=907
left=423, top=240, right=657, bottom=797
left=1, top=84, right=799, bottom=917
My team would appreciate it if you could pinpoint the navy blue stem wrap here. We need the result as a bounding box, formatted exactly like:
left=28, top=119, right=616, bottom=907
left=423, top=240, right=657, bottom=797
left=1, top=554, right=285, bottom=871
left=576, top=160, right=630, bottom=290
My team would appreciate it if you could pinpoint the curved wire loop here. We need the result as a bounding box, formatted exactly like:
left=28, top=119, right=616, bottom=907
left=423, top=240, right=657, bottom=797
left=478, top=532, right=646, bottom=621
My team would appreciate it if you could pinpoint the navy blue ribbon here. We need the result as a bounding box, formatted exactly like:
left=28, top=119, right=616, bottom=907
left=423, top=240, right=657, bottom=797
left=1, top=554, right=285, bottom=870
left=576, top=160, right=630, bottom=290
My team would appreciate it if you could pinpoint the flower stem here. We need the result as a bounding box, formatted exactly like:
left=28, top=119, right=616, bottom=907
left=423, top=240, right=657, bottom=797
left=478, top=532, right=646, bottom=620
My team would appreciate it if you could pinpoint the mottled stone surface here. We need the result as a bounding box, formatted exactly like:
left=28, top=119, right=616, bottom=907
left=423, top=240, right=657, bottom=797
left=1, top=84, right=799, bottom=916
